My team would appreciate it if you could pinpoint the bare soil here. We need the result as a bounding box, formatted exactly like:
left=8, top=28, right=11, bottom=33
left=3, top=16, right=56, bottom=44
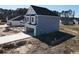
left=0, top=26, right=24, bottom=37
left=0, top=24, right=79, bottom=54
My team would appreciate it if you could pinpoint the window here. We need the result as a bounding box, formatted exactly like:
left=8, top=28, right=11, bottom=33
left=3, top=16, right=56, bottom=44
left=32, top=17, right=34, bottom=22
left=31, top=16, right=36, bottom=25
left=26, top=16, right=30, bottom=23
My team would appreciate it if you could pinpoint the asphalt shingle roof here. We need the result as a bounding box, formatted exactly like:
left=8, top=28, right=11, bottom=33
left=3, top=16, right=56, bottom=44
left=13, top=15, right=24, bottom=21
left=31, top=5, right=59, bottom=16
left=10, top=15, right=24, bottom=21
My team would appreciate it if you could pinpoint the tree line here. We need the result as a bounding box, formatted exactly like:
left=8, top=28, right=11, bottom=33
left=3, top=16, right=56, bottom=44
left=0, top=8, right=74, bottom=22
left=0, top=8, right=27, bottom=22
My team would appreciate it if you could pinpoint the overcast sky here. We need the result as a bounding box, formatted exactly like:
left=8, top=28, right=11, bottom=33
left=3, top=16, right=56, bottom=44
left=0, top=5, right=79, bottom=17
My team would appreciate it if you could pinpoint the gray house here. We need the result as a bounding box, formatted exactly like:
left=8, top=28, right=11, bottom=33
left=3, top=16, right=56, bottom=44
left=7, top=15, right=25, bottom=27
left=60, top=17, right=79, bottom=25
left=24, top=5, right=59, bottom=36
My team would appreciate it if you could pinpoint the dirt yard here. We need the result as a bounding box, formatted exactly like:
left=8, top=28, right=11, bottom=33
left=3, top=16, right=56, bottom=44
left=0, top=25, right=24, bottom=37
left=0, top=24, right=79, bottom=54
left=0, top=35, right=79, bottom=54
left=61, top=25, right=79, bottom=33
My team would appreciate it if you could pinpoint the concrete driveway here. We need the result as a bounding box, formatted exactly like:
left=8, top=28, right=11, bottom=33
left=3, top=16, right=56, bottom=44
left=0, top=24, right=8, bottom=28
left=0, top=32, right=31, bottom=45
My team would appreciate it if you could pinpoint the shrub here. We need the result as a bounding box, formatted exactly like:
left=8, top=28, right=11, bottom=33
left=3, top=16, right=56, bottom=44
left=16, top=41, right=26, bottom=47
left=2, top=44, right=15, bottom=49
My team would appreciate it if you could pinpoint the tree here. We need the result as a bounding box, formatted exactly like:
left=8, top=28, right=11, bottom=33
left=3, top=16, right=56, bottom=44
left=61, top=9, right=75, bottom=18
left=52, top=11, right=60, bottom=16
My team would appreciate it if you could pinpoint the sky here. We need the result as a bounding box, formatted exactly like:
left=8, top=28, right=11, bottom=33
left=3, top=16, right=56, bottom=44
left=0, top=5, right=79, bottom=17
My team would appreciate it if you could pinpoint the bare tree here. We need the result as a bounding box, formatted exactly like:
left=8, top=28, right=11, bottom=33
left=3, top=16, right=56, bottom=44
left=61, top=9, right=75, bottom=18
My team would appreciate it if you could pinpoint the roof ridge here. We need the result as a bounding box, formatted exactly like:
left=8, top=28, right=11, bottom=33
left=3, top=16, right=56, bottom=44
left=31, top=5, right=47, bottom=9
left=30, top=5, right=59, bottom=16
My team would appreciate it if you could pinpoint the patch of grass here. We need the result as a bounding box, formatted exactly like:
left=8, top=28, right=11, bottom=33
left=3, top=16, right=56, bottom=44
left=62, top=25, right=79, bottom=31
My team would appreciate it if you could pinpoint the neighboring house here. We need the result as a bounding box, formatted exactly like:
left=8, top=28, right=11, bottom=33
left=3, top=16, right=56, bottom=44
left=73, top=19, right=78, bottom=25
left=24, top=5, right=59, bottom=36
left=73, top=18, right=79, bottom=24
left=60, top=17, right=79, bottom=25
left=60, top=17, right=74, bottom=25
left=7, top=15, right=25, bottom=26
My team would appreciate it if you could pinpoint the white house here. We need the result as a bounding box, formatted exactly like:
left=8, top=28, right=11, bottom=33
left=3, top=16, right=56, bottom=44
left=73, top=19, right=79, bottom=25
left=24, top=5, right=59, bottom=36
left=7, top=15, right=25, bottom=27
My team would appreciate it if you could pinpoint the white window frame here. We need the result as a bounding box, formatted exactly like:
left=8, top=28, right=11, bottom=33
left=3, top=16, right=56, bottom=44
left=31, top=16, right=36, bottom=25
left=26, top=16, right=30, bottom=23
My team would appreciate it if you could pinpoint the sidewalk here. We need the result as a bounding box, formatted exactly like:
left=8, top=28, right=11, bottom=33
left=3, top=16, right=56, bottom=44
left=0, top=32, right=31, bottom=45
left=0, top=24, right=8, bottom=28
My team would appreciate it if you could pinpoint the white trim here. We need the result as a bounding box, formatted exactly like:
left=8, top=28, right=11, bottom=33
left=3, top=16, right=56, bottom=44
left=25, top=16, right=30, bottom=23
left=31, top=6, right=37, bottom=15
left=31, top=16, right=36, bottom=24
left=26, top=6, right=37, bottom=15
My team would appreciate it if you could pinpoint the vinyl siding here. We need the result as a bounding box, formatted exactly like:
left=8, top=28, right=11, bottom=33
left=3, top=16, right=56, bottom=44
left=36, top=15, right=59, bottom=35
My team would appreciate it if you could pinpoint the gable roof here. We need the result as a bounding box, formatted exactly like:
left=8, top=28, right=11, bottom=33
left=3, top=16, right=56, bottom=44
left=13, top=15, right=24, bottom=21
left=10, top=15, right=24, bottom=21
left=31, top=5, right=59, bottom=16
